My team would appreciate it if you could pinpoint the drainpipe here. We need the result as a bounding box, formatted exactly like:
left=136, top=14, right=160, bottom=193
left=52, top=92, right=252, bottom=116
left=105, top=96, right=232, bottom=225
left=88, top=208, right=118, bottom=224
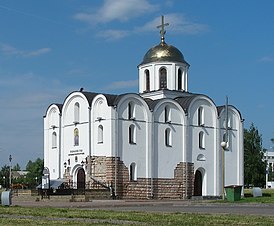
left=58, top=112, right=62, bottom=179
left=88, top=107, right=92, bottom=177
left=114, top=106, right=118, bottom=197
left=150, top=111, right=154, bottom=199
left=185, top=112, right=188, bottom=198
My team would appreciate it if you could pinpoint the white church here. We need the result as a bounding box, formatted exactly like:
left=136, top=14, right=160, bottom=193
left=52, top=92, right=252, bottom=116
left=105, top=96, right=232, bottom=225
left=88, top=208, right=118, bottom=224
left=44, top=17, right=244, bottom=199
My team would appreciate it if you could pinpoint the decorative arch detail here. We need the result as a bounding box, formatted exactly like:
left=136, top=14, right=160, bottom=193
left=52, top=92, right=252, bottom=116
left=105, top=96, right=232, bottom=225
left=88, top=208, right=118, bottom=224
left=197, top=154, right=206, bottom=161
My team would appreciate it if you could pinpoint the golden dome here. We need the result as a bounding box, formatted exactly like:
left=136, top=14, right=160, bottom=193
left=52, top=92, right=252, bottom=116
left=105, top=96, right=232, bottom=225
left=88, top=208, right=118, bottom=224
left=140, top=42, right=188, bottom=65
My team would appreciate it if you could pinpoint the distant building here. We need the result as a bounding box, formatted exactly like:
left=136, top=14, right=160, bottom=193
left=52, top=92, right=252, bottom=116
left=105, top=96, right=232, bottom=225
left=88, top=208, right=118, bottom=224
left=264, top=147, right=274, bottom=188
left=12, top=170, right=29, bottom=180
left=43, top=17, right=244, bottom=199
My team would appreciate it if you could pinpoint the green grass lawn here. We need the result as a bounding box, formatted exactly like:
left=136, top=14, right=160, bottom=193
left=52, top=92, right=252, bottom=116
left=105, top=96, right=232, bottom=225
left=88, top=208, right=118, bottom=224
left=238, top=188, right=274, bottom=203
left=0, top=189, right=274, bottom=225
left=0, top=206, right=274, bottom=225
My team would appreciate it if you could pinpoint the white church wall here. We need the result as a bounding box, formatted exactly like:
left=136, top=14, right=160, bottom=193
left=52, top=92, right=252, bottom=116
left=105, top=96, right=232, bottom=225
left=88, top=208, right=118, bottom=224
left=61, top=92, right=90, bottom=178
left=139, top=64, right=154, bottom=93
left=44, top=104, right=61, bottom=179
left=91, top=95, right=113, bottom=157
left=139, top=62, right=189, bottom=93
left=219, top=107, right=244, bottom=187
left=153, top=100, right=185, bottom=178
left=188, top=97, right=219, bottom=196
left=62, top=92, right=89, bottom=126
left=117, top=95, right=150, bottom=179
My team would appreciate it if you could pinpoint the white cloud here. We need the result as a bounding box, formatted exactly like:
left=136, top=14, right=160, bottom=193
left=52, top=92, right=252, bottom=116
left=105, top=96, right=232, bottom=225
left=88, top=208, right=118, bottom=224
left=74, top=0, right=158, bottom=24
left=102, top=79, right=138, bottom=91
left=259, top=56, right=274, bottom=63
left=0, top=43, right=51, bottom=57
left=96, top=29, right=131, bottom=40
left=136, top=14, right=208, bottom=35
left=0, top=72, right=35, bottom=87
left=24, top=48, right=51, bottom=57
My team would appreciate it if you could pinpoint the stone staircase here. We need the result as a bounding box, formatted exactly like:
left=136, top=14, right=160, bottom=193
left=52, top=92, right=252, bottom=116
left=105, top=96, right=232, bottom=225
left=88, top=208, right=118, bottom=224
left=71, top=188, right=112, bottom=202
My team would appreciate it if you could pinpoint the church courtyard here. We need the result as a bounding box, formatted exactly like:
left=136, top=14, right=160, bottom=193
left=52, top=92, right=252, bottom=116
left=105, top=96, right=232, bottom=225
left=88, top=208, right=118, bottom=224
left=2, top=194, right=274, bottom=225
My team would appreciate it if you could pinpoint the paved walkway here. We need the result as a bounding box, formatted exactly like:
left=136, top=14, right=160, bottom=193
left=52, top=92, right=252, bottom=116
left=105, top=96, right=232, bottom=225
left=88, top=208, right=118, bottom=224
left=10, top=196, right=274, bottom=216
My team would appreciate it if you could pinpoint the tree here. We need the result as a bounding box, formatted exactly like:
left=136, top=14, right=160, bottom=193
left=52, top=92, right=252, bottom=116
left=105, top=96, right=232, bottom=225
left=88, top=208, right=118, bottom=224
left=244, top=123, right=266, bottom=187
left=13, top=163, right=21, bottom=171
left=25, top=158, right=44, bottom=187
left=0, top=165, right=10, bottom=188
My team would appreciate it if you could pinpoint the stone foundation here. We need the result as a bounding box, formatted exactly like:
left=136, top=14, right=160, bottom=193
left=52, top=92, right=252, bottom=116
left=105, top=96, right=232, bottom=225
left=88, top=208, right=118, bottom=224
left=83, top=156, right=194, bottom=199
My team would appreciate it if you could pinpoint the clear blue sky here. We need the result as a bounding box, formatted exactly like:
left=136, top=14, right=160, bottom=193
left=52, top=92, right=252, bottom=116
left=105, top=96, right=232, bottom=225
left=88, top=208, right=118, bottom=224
left=1, top=0, right=274, bottom=168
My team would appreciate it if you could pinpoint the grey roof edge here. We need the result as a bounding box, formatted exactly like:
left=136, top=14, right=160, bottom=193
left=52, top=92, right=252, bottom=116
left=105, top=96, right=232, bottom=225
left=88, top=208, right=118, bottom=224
left=174, top=93, right=217, bottom=114
left=46, top=90, right=242, bottom=121
left=61, top=91, right=142, bottom=108
left=44, top=103, right=63, bottom=118
left=217, top=105, right=243, bottom=120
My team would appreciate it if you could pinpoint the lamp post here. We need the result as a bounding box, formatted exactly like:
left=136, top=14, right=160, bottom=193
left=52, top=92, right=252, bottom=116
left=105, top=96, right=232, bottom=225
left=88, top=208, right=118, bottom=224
left=221, top=141, right=227, bottom=200
left=266, top=149, right=269, bottom=189
left=3, top=176, right=5, bottom=189
left=9, top=154, right=12, bottom=190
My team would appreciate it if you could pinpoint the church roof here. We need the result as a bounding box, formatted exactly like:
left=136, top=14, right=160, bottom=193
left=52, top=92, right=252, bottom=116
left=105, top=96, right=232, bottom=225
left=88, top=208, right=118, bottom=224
left=55, top=104, right=63, bottom=112
left=140, top=42, right=189, bottom=65
left=81, top=91, right=99, bottom=106
left=81, top=91, right=119, bottom=106
left=44, top=103, right=63, bottom=117
left=217, top=105, right=243, bottom=119
left=143, top=98, right=162, bottom=111
left=174, top=94, right=201, bottom=113
left=144, top=93, right=212, bottom=114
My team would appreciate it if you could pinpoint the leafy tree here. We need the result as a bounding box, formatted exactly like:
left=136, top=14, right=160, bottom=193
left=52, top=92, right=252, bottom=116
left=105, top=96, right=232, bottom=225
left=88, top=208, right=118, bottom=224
left=244, top=123, right=266, bottom=187
left=0, top=165, right=10, bottom=188
left=13, top=163, right=21, bottom=171
left=268, top=163, right=274, bottom=181
left=25, top=158, right=44, bottom=187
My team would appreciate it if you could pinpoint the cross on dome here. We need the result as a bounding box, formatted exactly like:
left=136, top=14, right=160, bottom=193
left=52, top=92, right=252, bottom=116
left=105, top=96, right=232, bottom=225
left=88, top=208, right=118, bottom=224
left=156, top=15, right=169, bottom=45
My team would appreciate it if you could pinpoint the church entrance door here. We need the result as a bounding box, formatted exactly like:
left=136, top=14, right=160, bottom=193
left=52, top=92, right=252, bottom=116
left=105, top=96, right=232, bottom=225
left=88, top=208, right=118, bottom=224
left=77, top=168, right=85, bottom=190
left=194, top=170, right=202, bottom=196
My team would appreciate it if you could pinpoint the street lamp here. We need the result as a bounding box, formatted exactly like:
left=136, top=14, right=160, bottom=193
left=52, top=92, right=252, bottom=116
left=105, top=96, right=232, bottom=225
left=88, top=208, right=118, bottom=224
left=221, top=141, right=227, bottom=200
left=9, top=154, right=12, bottom=190
left=3, top=176, right=5, bottom=189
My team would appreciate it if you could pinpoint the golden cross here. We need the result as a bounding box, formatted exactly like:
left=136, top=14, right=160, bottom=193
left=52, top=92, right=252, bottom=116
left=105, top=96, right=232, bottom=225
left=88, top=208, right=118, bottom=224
left=156, top=15, right=169, bottom=44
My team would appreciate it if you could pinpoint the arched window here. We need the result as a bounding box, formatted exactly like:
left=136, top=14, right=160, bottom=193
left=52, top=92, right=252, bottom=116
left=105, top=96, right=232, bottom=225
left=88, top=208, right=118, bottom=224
left=74, top=102, right=80, bottom=123
left=129, top=124, right=136, bottom=144
left=145, top=69, right=150, bottom=92
left=74, top=128, right=79, bottom=146
left=178, top=68, right=182, bottom=90
left=165, top=128, right=172, bottom=147
left=52, top=132, right=57, bottom=148
left=98, top=125, right=103, bottom=144
left=159, top=67, right=167, bottom=89
left=130, top=162, right=137, bottom=181
left=128, top=102, right=135, bottom=120
left=198, top=107, right=204, bottom=126
left=199, top=131, right=205, bottom=149
left=164, top=106, right=171, bottom=123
